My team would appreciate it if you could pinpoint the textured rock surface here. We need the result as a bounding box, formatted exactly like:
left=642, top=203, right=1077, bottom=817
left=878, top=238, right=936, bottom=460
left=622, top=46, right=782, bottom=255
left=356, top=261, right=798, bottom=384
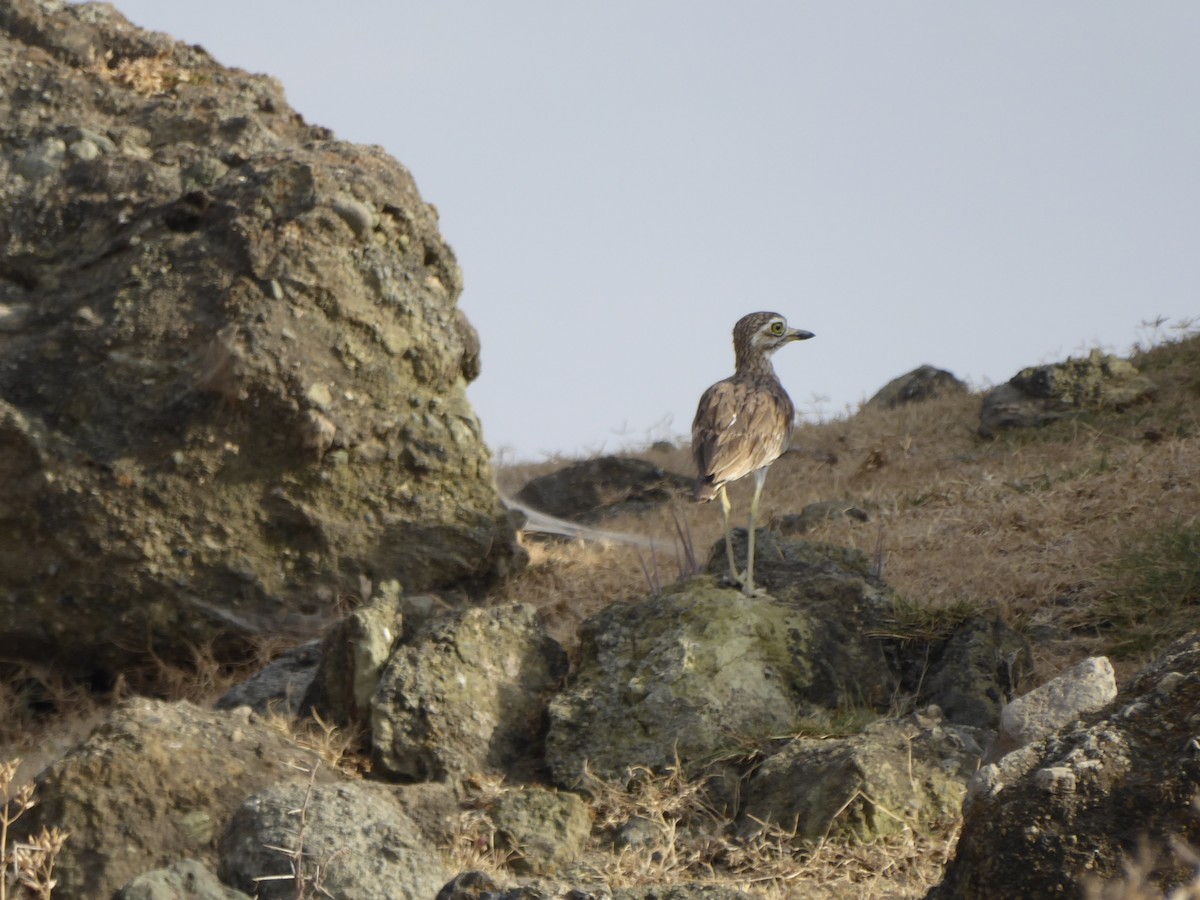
left=548, top=536, right=900, bottom=785
left=739, top=709, right=983, bottom=844
left=0, top=0, right=518, bottom=677
left=117, top=859, right=251, bottom=900
left=372, top=603, right=568, bottom=780
left=994, top=655, right=1116, bottom=758
left=979, top=349, right=1155, bottom=435
left=930, top=632, right=1200, bottom=898
left=867, top=365, right=967, bottom=409
left=214, top=639, right=321, bottom=716
left=219, top=779, right=448, bottom=900
left=15, top=698, right=324, bottom=900
left=490, top=785, right=592, bottom=875
left=912, top=616, right=1033, bottom=729
left=513, top=455, right=692, bottom=523
left=304, top=589, right=404, bottom=726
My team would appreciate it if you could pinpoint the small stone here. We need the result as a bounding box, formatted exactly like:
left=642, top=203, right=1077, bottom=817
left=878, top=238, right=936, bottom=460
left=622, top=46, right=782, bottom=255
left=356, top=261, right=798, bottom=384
left=1156, top=671, right=1186, bottom=695
left=305, top=382, right=332, bottom=409
left=69, top=138, right=101, bottom=160
left=0, top=303, right=33, bottom=333
left=332, top=198, right=376, bottom=238
left=1033, top=766, right=1076, bottom=794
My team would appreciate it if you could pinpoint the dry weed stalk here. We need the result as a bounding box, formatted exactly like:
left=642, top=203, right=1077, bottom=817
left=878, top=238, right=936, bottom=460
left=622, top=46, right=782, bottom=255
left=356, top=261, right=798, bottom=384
left=254, top=760, right=344, bottom=900
left=0, top=759, right=67, bottom=900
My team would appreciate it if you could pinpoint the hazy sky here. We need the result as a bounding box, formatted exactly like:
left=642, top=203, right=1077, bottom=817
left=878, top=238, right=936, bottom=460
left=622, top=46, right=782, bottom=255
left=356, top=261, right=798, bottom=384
left=108, top=2, right=1199, bottom=461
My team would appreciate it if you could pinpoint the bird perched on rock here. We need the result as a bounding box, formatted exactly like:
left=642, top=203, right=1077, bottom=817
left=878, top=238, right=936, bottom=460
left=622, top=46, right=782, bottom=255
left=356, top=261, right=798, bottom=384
left=691, top=312, right=814, bottom=595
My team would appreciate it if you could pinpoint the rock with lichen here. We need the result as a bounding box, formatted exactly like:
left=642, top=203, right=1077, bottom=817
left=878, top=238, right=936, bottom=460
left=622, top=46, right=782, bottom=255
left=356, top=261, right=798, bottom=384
left=0, top=0, right=520, bottom=679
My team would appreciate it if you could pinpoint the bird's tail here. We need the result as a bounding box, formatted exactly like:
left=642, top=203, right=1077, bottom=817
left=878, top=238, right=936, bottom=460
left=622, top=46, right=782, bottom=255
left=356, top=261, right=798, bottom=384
left=692, top=477, right=719, bottom=503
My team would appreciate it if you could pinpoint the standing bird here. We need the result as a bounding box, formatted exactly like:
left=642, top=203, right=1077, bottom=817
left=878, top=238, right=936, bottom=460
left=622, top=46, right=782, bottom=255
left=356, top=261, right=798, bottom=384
left=691, top=312, right=814, bottom=595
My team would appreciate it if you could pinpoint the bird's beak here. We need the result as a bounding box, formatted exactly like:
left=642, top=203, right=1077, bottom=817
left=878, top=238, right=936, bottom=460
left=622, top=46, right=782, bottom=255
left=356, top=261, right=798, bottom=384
left=789, top=329, right=815, bottom=342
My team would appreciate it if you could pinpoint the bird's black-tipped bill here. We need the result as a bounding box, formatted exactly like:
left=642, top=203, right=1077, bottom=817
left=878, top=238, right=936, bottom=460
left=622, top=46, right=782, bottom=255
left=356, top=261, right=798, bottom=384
left=790, top=329, right=815, bottom=341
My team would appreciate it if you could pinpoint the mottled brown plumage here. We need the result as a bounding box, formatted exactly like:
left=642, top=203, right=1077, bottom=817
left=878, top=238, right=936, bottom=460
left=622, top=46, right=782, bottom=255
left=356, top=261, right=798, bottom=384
left=691, top=311, right=814, bottom=594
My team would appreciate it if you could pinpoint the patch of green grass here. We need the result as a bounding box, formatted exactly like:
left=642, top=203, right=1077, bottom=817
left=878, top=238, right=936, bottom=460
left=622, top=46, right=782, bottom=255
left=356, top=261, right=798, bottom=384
left=1098, top=523, right=1200, bottom=657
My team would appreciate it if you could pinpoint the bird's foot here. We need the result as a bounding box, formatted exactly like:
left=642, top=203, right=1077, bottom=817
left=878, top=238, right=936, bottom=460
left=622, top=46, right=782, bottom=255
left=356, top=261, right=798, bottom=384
left=725, top=569, right=767, bottom=597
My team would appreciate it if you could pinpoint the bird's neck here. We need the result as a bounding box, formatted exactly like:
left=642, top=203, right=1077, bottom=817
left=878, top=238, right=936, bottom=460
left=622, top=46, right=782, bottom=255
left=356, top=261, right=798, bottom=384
left=734, top=352, right=778, bottom=379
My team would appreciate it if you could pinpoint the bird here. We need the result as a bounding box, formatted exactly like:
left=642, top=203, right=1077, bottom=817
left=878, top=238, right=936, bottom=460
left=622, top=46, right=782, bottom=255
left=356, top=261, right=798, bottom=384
left=691, top=311, right=814, bottom=595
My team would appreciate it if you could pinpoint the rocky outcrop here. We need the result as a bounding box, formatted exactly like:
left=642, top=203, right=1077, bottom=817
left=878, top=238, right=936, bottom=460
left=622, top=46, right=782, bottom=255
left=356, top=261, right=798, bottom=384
left=547, top=536, right=901, bottom=786
left=0, top=0, right=518, bottom=678
left=930, top=632, right=1200, bottom=898
left=979, top=349, right=1155, bottom=436
left=867, top=366, right=967, bottom=409
left=514, top=456, right=692, bottom=523
left=371, top=603, right=568, bottom=780
left=14, top=698, right=326, bottom=899
left=219, top=779, right=448, bottom=900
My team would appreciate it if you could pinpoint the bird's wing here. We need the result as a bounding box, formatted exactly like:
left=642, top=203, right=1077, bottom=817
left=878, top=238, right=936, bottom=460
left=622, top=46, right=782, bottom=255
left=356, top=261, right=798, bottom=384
left=692, top=379, right=794, bottom=491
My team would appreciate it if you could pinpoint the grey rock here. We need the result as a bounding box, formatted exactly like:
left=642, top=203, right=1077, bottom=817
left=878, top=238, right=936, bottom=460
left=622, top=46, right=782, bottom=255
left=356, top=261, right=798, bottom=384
left=491, top=786, right=592, bottom=875
left=993, top=655, right=1116, bottom=758
left=12, top=699, right=326, bottom=900
left=867, top=365, right=967, bottom=409
left=14, top=136, right=66, bottom=179
left=303, top=591, right=404, bottom=727
left=740, top=709, right=983, bottom=845
left=979, top=349, right=1155, bottom=436
left=547, top=536, right=900, bottom=786
left=219, top=780, right=447, bottom=900
left=514, top=455, right=692, bottom=524
left=331, top=196, right=377, bottom=238
left=371, top=603, right=568, bottom=780
left=214, top=640, right=321, bottom=716
left=0, top=0, right=521, bottom=679
left=930, top=631, right=1200, bottom=898
left=117, top=859, right=250, bottom=900
left=916, top=616, right=1033, bottom=729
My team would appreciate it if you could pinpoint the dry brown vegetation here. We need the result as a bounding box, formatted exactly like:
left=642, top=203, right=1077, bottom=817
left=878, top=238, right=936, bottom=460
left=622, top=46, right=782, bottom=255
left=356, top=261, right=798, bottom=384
left=1, top=326, right=1197, bottom=898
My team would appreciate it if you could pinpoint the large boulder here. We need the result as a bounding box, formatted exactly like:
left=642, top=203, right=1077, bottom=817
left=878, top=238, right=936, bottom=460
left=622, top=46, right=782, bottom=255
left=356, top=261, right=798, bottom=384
left=979, top=349, right=1155, bottom=436
left=371, top=603, right=568, bottom=780
left=546, top=536, right=901, bottom=786
left=0, top=0, right=518, bottom=678
left=930, top=632, right=1200, bottom=898
left=14, top=698, right=325, bottom=900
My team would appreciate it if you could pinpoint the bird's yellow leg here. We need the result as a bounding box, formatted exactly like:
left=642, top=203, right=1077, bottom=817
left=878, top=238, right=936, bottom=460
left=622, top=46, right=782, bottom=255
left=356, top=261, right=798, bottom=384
left=744, top=467, right=768, bottom=595
left=718, top=484, right=739, bottom=585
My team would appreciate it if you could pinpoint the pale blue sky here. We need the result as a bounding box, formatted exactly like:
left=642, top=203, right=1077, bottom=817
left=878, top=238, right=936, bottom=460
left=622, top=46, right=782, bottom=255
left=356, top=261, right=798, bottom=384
left=109, top=2, right=1200, bottom=461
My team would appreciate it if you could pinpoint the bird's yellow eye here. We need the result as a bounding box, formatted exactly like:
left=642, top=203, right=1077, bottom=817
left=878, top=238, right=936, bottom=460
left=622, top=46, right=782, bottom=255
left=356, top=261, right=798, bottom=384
left=770, top=321, right=785, bottom=335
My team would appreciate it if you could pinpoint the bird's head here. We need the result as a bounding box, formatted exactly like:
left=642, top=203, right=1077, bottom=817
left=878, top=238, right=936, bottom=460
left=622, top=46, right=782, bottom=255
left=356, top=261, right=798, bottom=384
left=734, top=312, right=814, bottom=366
